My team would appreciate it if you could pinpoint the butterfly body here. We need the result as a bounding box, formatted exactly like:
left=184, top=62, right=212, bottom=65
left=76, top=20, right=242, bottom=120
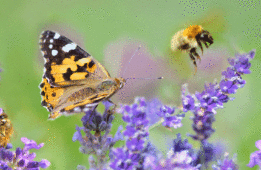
left=39, top=31, right=125, bottom=119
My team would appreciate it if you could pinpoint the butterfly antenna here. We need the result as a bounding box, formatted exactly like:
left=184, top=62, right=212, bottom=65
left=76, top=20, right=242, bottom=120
left=122, top=46, right=141, bottom=77
left=126, top=77, right=163, bottom=81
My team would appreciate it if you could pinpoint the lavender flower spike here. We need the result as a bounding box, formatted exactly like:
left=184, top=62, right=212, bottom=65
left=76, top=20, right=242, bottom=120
left=110, top=97, right=151, bottom=170
left=182, top=50, right=255, bottom=141
left=73, top=101, right=123, bottom=170
left=0, top=138, right=50, bottom=169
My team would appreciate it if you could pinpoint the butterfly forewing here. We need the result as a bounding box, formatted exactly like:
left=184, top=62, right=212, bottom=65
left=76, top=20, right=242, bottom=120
left=39, top=30, right=110, bottom=87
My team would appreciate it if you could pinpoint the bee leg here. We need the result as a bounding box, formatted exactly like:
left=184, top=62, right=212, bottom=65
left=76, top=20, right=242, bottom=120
left=190, top=48, right=201, bottom=62
left=203, top=41, right=209, bottom=48
left=196, top=39, right=204, bottom=55
left=189, top=51, right=197, bottom=74
left=179, top=43, right=190, bottom=50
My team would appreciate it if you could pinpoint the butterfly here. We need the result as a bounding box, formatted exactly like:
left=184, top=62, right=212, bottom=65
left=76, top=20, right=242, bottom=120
left=39, top=31, right=126, bottom=119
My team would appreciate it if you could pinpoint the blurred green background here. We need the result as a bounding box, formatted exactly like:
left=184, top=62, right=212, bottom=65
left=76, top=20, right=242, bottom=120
left=0, top=0, right=260, bottom=169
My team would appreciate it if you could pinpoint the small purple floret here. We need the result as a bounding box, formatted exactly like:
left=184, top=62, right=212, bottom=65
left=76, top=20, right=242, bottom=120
left=157, top=105, right=183, bottom=128
left=213, top=153, right=238, bottom=170
left=247, top=140, right=261, bottom=169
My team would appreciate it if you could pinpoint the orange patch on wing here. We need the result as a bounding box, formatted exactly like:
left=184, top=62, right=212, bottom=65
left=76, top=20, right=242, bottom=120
left=70, top=72, right=88, bottom=80
left=62, top=58, right=78, bottom=71
left=87, top=63, right=96, bottom=73
left=70, top=55, right=75, bottom=60
left=52, top=74, right=66, bottom=83
left=51, top=65, right=70, bottom=74
left=41, top=78, right=64, bottom=107
left=77, top=58, right=91, bottom=66
left=183, top=25, right=202, bottom=39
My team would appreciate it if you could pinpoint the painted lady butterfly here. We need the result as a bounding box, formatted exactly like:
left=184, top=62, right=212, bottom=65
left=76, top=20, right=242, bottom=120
left=39, top=31, right=126, bottom=119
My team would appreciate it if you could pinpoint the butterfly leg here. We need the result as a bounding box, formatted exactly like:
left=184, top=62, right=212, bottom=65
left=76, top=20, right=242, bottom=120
left=104, top=99, right=117, bottom=123
left=48, top=111, right=61, bottom=120
left=106, top=99, right=116, bottom=114
left=0, top=131, right=5, bottom=137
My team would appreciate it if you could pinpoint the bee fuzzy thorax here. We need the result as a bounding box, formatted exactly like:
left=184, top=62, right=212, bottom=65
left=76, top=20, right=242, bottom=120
left=183, top=25, right=203, bottom=39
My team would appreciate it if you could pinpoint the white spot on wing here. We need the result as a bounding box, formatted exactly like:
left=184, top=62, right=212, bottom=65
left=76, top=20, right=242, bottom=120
left=41, top=51, right=45, bottom=56
left=85, top=103, right=98, bottom=108
left=60, top=111, right=67, bottom=115
left=50, top=39, right=54, bottom=43
left=74, top=107, right=81, bottom=112
left=52, top=50, right=58, bottom=56
left=54, top=33, right=60, bottom=39
left=49, top=44, right=53, bottom=49
left=83, top=108, right=90, bottom=112
left=62, top=43, right=77, bottom=52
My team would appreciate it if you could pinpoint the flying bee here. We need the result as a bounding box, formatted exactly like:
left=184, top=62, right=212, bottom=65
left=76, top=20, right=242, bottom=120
left=0, top=110, right=13, bottom=147
left=171, top=25, right=214, bottom=73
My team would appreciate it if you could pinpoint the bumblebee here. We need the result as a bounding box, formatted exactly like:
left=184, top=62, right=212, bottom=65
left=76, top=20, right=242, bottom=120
left=0, top=110, right=13, bottom=147
left=171, top=25, right=214, bottom=72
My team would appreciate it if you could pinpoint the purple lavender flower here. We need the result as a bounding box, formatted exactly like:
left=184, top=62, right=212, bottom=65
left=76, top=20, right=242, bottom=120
left=157, top=105, right=184, bottom=128
left=172, top=133, right=193, bottom=152
left=73, top=101, right=123, bottom=170
left=143, top=134, right=200, bottom=170
left=182, top=50, right=255, bottom=141
left=110, top=97, right=151, bottom=169
left=112, top=99, right=201, bottom=170
left=73, top=50, right=255, bottom=170
left=212, top=153, right=238, bottom=170
left=142, top=142, right=160, bottom=169
left=247, top=140, right=261, bottom=169
left=182, top=93, right=195, bottom=112
left=228, top=52, right=253, bottom=74
left=189, top=108, right=216, bottom=141
left=110, top=148, right=141, bottom=170
left=146, top=98, right=162, bottom=125
left=192, top=140, right=218, bottom=168
left=0, top=138, right=50, bottom=169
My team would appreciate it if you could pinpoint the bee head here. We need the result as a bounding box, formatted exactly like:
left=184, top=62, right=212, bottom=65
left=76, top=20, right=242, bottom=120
left=197, top=30, right=214, bottom=45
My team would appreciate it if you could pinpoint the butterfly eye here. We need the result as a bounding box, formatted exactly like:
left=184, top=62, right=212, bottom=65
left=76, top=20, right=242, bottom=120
left=119, top=82, right=123, bottom=89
